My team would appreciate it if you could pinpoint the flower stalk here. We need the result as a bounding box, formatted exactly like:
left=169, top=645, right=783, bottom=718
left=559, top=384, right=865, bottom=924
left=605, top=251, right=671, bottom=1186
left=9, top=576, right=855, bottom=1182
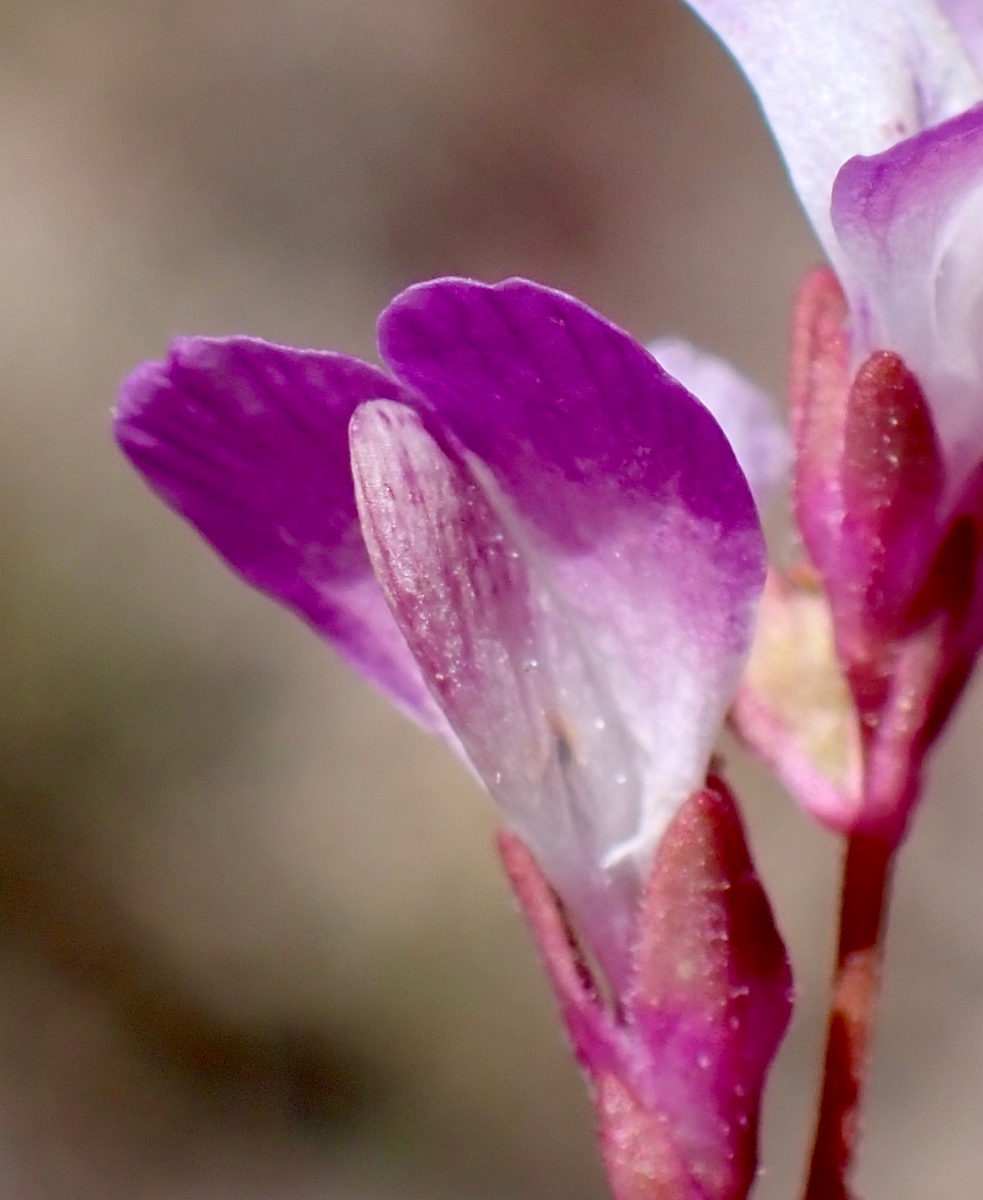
left=805, top=833, right=894, bottom=1200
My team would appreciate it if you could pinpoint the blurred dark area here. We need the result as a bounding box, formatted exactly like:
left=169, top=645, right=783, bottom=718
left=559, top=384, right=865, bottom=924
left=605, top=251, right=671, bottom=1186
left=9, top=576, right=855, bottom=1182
left=0, top=1, right=981, bottom=1196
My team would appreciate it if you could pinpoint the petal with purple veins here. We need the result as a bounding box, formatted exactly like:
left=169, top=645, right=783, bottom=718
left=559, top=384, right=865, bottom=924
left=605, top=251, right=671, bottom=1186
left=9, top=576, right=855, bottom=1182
left=114, top=336, right=457, bottom=742
left=351, top=398, right=648, bottom=986
left=648, top=336, right=790, bottom=512
left=377, top=277, right=766, bottom=880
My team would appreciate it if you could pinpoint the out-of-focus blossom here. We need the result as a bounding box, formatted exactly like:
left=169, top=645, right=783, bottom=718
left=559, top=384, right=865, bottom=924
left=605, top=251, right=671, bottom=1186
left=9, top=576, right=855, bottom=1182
left=686, top=0, right=983, bottom=841
left=115, top=276, right=791, bottom=1198
left=648, top=337, right=791, bottom=513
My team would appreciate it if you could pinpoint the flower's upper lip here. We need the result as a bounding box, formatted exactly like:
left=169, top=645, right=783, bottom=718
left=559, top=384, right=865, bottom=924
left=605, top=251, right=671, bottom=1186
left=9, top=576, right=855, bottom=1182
left=114, top=337, right=453, bottom=737
left=686, top=0, right=983, bottom=503
left=832, top=101, right=983, bottom=495
left=684, top=0, right=983, bottom=268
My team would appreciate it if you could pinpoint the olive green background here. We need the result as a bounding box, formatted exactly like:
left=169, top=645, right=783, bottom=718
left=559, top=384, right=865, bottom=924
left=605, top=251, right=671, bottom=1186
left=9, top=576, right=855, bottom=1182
left=0, top=2, right=979, bottom=1196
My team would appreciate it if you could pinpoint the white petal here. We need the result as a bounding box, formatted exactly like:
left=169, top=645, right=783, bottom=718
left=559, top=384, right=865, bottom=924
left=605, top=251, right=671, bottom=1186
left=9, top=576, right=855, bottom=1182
left=684, top=0, right=983, bottom=264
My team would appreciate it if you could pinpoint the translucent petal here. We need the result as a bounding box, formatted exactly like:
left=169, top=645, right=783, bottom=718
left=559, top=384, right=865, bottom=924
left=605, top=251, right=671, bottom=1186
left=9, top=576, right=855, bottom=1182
left=351, top=399, right=647, bottom=982
left=648, top=337, right=790, bottom=512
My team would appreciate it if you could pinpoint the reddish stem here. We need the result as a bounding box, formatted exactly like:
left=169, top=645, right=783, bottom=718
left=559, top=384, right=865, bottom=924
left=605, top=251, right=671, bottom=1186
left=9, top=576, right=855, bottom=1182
left=802, top=833, right=894, bottom=1200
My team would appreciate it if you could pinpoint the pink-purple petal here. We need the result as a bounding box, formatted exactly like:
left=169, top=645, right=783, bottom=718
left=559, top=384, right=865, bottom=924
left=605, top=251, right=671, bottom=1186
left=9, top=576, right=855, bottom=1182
left=114, top=336, right=454, bottom=738
left=648, top=337, right=790, bottom=512
left=683, top=0, right=982, bottom=265
left=378, top=278, right=766, bottom=865
left=832, top=102, right=983, bottom=494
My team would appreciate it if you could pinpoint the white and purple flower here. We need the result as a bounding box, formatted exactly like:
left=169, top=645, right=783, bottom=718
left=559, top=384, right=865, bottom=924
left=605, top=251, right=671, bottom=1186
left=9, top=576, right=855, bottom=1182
left=115, top=277, right=792, bottom=1200
left=111, top=3, right=983, bottom=1193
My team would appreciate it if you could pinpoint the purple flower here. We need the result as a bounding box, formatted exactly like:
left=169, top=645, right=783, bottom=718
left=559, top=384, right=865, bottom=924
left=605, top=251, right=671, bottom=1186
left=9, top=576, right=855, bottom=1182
left=687, top=0, right=983, bottom=839
left=116, top=277, right=764, bottom=981
left=115, top=277, right=792, bottom=1199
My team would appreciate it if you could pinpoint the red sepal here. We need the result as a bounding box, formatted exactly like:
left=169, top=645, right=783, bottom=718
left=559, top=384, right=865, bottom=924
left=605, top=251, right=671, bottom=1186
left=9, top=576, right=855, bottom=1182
left=499, top=779, right=792, bottom=1200
left=790, top=269, right=946, bottom=663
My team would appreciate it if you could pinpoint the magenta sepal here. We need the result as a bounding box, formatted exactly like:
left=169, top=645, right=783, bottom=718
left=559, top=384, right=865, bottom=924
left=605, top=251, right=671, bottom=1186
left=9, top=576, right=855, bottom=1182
left=790, top=269, right=946, bottom=660
left=753, top=267, right=983, bottom=841
left=499, top=778, right=792, bottom=1200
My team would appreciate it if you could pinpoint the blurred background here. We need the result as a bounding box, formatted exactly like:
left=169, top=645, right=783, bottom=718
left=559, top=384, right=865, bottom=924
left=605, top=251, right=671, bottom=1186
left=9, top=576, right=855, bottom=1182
left=1, top=1, right=982, bottom=1196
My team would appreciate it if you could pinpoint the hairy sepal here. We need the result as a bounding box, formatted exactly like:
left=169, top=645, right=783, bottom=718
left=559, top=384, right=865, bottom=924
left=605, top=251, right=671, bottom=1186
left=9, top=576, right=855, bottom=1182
left=499, top=781, right=792, bottom=1200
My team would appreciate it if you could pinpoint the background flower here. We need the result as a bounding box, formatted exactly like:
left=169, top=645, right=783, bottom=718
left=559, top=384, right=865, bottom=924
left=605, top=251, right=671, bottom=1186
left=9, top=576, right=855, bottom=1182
left=685, top=0, right=983, bottom=842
